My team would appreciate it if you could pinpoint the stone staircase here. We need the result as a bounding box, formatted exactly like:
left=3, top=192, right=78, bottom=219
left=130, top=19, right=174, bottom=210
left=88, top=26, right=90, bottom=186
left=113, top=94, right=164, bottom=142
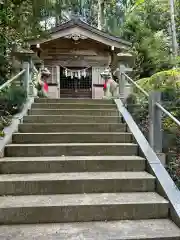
left=0, top=98, right=180, bottom=239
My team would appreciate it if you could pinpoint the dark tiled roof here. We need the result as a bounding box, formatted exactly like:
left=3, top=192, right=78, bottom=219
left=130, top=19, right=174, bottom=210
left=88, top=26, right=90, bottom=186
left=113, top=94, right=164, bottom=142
left=50, top=18, right=131, bottom=46
left=29, top=17, right=131, bottom=47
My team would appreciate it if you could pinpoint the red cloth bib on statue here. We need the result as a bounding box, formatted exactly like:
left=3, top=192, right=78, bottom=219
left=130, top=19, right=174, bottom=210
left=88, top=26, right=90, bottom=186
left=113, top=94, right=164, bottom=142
left=43, top=82, right=49, bottom=92
left=103, top=83, right=107, bottom=90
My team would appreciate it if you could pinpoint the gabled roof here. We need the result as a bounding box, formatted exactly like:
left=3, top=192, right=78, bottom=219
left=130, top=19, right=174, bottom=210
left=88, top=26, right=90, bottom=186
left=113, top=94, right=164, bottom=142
left=50, top=18, right=131, bottom=46
left=29, top=17, right=131, bottom=49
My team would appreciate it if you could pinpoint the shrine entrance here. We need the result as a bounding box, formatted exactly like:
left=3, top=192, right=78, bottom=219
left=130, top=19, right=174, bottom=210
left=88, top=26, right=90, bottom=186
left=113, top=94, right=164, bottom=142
left=60, top=66, right=92, bottom=98
left=30, top=18, right=131, bottom=99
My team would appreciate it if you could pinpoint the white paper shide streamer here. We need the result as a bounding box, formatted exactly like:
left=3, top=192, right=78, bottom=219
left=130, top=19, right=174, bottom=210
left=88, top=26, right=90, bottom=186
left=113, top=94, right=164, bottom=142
left=65, top=69, right=67, bottom=77
left=60, top=65, right=91, bottom=79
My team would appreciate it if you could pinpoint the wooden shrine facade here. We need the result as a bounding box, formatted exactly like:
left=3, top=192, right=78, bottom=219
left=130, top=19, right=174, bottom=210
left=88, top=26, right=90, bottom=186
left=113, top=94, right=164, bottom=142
left=29, top=17, right=131, bottom=99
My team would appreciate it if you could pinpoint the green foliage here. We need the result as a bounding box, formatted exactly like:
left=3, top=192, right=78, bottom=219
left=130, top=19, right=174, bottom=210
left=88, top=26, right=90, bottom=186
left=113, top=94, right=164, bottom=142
left=136, top=69, right=180, bottom=104
left=137, top=68, right=180, bottom=91
left=0, top=84, right=26, bottom=137
left=0, top=55, right=8, bottom=85
left=167, top=155, right=180, bottom=189
left=120, top=0, right=177, bottom=78
left=0, top=85, right=26, bottom=116
left=176, top=0, right=180, bottom=46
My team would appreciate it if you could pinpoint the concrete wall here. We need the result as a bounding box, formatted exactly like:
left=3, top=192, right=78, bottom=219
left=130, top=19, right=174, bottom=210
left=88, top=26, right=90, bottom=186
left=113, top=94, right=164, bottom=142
left=92, top=86, right=104, bottom=99
left=47, top=86, right=59, bottom=99
left=92, top=67, right=106, bottom=99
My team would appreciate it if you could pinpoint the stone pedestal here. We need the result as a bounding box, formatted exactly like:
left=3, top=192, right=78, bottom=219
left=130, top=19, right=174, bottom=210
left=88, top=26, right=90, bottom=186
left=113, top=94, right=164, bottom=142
left=157, top=152, right=166, bottom=166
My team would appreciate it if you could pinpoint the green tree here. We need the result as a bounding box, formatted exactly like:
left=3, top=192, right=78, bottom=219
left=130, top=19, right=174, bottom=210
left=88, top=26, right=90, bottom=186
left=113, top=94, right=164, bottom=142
left=120, top=0, right=174, bottom=78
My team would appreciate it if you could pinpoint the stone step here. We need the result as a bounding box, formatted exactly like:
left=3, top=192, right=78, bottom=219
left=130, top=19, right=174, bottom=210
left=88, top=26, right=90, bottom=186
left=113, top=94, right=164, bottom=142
left=29, top=108, right=119, bottom=116
left=34, top=98, right=114, bottom=104
left=0, top=172, right=155, bottom=195
left=31, top=103, right=117, bottom=109
left=5, top=143, right=138, bottom=157
left=60, top=90, right=92, bottom=98
left=0, top=192, right=168, bottom=224
left=18, top=123, right=126, bottom=133
left=0, top=156, right=146, bottom=173
left=12, top=132, right=132, bottom=144
left=0, top=219, right=180, bottom=240
left=60, top=94, right=91, bottom=98
left=23, top=115, right=121, bottom=123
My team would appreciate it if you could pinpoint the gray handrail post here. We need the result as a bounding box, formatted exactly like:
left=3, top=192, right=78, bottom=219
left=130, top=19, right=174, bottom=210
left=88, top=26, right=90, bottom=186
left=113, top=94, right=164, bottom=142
left=29, top=58, right=35, bottom=97
left=22, top=61, right=30, bottom=98
left=119, top=64, right=126, bottom=101
left=22, top=55, right=35, bottom=98
left=149, top=91, right=163, bottom=154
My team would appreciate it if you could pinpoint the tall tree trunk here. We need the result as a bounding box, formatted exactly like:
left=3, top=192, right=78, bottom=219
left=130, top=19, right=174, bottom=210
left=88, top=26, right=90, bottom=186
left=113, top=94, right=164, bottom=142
left=55, top=15, right=61, bottom=26
left=97, top=0, right=102, bottom=30
left=11, top=43, right=17, bottom=77
left=55, top=0, right=62, bottom=26
left=97, top=0, right=104, bottom=30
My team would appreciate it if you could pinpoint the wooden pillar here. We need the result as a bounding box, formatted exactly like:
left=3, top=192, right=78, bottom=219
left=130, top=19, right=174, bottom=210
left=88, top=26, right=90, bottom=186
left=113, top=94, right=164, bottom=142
left=92, top=66, right=106, bottom=99
left=56, top=65, right=60, bottom=98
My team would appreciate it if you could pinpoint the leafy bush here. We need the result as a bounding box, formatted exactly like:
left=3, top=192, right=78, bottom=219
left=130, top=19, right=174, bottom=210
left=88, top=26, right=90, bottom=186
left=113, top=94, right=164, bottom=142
left=0, top=85, right=26, bottom=116
left=136, top=68, right=180, bottom=95
left=0, top=55, right=8, bottom=86
left=0, top=85, right=26, bottom=136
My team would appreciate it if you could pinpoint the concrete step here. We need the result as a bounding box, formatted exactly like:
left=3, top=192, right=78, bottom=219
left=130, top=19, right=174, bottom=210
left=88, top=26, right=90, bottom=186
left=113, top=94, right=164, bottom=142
left=60, top=93, right=92, bottom=98
left=0, top=192, right=168, bottom=224
left=12, top=132, right=132, bottom=144
left=0, top=156, right=146, bottom=173
left=23, top=115, right=121, bottom=123
left=0, top=219, right=179, bottom=240
left=31, top=103, right=117, bottom=109
left=29, top=108, right=119, bottom=116
left=34, top=98, right=114, bottom=104
left=5, top=143, right=138, bottom=157
left=18, top=123, right=126, bottom=133
left=0, top=172, right=155, bottom=195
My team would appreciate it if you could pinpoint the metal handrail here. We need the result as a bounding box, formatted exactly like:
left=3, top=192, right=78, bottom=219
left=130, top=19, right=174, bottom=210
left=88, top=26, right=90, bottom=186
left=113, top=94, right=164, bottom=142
left=122, top=72, right=149, bottom=97
left=123, top=71, right=180, bottom=128
left=0, top=69, right=26, bottom=91
left=156, top=102, right=180, bottom=127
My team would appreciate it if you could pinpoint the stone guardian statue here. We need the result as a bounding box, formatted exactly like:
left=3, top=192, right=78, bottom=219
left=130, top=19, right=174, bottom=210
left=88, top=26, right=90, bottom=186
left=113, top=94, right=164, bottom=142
left=101, top=68, right=119, bottom=99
